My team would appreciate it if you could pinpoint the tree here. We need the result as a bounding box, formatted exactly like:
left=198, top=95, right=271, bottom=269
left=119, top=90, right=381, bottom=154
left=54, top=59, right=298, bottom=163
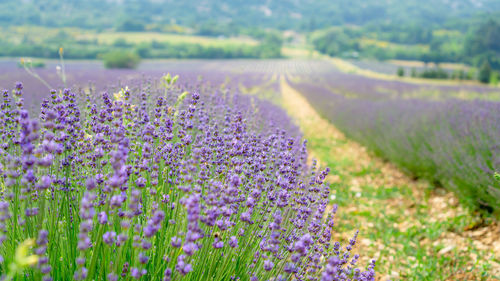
left=464, top=19, right=500, bottom=69
left=258, top=32, right=283, bottom=58
left=478, top=61, right=492, bottom=84
left=411, top=68, right=417, bottom=77
left=117, top=19, right=145, bottom=32
left=312, top=28, right=359, bottom=57
left=102, top=51, right=140, bottom=69
left=397, top=67, right=405, bottom=77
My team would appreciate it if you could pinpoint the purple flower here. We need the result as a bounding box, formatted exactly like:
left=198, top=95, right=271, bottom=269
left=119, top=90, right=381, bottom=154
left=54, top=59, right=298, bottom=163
left=264, top=259, right=274, bottom=271
left=130, top=267, right=141, bottom=279
left=38, top=175, right=52, bottom=190
left=107, top=273, right=118, bottom=281
left=171, top=236, right=182, bottom=248
left=229, top=236, right=238, bottom=248
left=85, top=177, right=97, bottom=190
left=141, top=240, right=152, bottom=250
left=212, top=240, right=224, bottom=249
left=151, top=210, right=165, bottom=224
left=103, top=231, right=116, bottom=245
left=284, top=262, right=297, bottom=273
left=98, top=211, right=108, bottom=224
left=41, top=265, right=52, bottom=274
left=135, top=177, right=146, bottom=188
left=139, top=253, right=149, bottom=264
left=176, top=255, right=193, bottom=275
left=183, top=242, right=197, bottom=256
left=117, top=234, right=128, bottom=246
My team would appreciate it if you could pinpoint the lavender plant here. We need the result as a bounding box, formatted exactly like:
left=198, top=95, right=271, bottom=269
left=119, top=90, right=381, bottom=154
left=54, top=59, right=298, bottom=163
left=0, top=76, right=375, bottom=280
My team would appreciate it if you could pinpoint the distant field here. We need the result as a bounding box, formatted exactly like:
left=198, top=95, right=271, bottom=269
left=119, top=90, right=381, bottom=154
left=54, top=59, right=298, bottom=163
left=349, top=59, right=471, bottom=76
left=0, top=26, right=259, bottom=47
left=79, top=32, right=259, bottom=47
left=1, top=58, right=497, bottom=110
left=388, top=60, right=470, bottom=70
left=0, top=26, right=82, bottom=44
left=281, top=47, right=320, bottom=58
left=326, top=57, right=494, bottom=87
left=358, top=37, right=429, bottom=52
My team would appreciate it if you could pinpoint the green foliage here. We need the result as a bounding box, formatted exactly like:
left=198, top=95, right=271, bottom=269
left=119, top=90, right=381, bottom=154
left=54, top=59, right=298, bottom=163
left=1, top=0, right=498, bottom=31
left=102, top=50, right=140, bottom=69
left=132, top=41, right=280, bottom=59
left=257, top=32, right=283, bottom=58
left=490, top=71, right=499, bottom=85
left=0, top=26, right=284, bottom=60
left=450, top=69, right=473, bottom=80
left=419, top=68, right=449, bottom=79
left=312, top=28, right=360, bottom=57
left=478, top=61, right=492, bottom=84
left=397, top=67, right=405, bottom=77
left=112, top=38, right=131, bottom=47
left=160, top=73, right=179, bottom=95
left=0, top=0, right=499, bottom=64
left=411, top=68, right=417, bottom=77
left=195, top=21, right=240, bottom=37
left=378, top=24, right=433, bottom=45
left=116, top=18, right=145, bottom=32
left=312, top=17, right=500, bottom=75
left=465, top=19, right=500, bottom=69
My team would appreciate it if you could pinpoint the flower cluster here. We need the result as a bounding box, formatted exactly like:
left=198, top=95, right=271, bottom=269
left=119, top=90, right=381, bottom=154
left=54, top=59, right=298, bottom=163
left=0, top=77, right=374, bottom=281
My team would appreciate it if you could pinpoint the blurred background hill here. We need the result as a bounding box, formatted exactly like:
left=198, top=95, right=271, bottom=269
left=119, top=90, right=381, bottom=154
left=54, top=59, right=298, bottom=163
left=2, top=0, right=499, bottom=30
left=0, top=0, right=499, bottom=80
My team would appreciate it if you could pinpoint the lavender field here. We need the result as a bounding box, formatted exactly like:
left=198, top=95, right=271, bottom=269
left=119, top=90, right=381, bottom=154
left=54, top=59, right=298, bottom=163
left=3, top=0, right=500, bottom=279
left=0, top=60, right=380, bottom=281
left=287, top=65, right=500, bottom=214
left=1, top=58, right=500, bottom=280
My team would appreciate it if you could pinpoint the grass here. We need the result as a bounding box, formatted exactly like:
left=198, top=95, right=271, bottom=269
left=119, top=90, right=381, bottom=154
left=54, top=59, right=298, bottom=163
left=279, top=77, right=500, bottom=280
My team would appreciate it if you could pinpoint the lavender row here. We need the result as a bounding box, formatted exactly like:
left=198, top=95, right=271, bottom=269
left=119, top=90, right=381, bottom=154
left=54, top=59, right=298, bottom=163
left=289, top=77, right=500, bottom=214
left=0, top=77, right=375, bottom=281
left=0, top=60, right=278, bottom=112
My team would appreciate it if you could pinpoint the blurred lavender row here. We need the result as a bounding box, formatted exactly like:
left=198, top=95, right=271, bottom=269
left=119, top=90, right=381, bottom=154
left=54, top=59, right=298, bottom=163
left=288, top=72, right=500, bottom=213
left=0, top=59, right=285, bottom=111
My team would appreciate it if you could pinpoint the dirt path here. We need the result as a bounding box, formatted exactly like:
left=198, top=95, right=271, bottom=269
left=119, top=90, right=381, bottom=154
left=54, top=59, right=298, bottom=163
left=279, top=76, right=500, bottom=280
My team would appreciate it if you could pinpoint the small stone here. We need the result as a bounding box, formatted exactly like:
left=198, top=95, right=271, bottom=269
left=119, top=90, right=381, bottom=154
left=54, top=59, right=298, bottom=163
left=438, top=245, right=455, bottom=255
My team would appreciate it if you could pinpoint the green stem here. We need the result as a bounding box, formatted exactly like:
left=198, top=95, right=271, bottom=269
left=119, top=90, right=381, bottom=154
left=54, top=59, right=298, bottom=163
left=87, top=204, right=110, bottom=280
